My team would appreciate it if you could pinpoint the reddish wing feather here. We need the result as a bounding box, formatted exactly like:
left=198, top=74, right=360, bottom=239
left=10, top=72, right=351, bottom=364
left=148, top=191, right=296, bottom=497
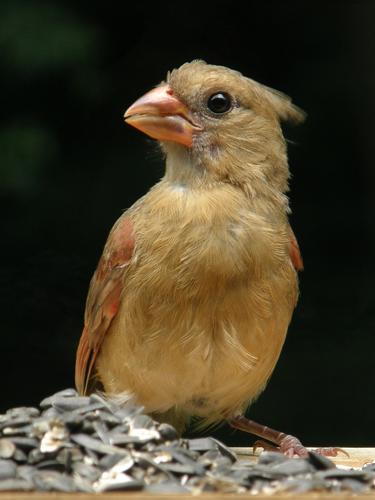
left=290, top=231, right=303, bottom=272
left=75, top=216, right=135, bottom=395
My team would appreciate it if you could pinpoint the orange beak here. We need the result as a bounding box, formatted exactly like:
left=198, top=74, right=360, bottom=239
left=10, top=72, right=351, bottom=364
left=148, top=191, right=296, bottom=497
left=124, top=85, right=202, bottom=147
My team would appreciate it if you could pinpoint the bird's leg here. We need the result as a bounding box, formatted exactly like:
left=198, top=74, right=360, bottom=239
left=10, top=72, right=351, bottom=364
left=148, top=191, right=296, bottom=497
left=229, top=415, right=308, bottom=457
left=229, top=415, right=347, bottom=458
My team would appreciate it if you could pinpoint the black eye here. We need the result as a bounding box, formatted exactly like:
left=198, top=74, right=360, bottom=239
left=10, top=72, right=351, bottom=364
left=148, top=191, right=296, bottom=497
left=207, top=92, right=232, bottom=114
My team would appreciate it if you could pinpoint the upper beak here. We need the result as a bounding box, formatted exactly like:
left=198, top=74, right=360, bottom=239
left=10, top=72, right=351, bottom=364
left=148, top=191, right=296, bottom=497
left=124, top=85, right=202, bottom=147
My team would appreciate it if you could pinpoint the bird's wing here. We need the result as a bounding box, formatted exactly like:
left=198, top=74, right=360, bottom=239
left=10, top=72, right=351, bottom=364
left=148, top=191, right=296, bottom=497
left=289, top=230, right=303, bottom=272
left=75, top=216, right=135, bottom=395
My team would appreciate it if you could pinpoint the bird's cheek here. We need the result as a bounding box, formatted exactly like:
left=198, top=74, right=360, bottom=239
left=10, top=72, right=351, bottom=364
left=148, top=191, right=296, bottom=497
left=125, top=114, right=198, bottom=147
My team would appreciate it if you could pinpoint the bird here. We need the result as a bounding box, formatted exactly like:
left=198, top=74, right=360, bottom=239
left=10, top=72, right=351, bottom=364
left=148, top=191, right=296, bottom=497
left=75, top=60, right=338, bottom=457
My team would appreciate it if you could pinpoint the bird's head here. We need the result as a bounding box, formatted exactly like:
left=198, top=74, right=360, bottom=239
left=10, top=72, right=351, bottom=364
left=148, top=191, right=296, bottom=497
left=125, top=60, right=304, bottom=196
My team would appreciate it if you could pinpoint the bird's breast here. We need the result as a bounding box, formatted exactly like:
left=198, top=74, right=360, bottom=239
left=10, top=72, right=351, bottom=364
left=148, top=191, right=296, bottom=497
left=130, top=182, right=289, bottom=294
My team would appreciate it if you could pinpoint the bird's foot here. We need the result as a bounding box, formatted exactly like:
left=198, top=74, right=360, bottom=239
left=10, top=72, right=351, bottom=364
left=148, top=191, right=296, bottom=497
left=228, top=415, right=349, bottom=459
left=253, top=437, right=348, bottom=458
left=253, top=435, right=309, bottom=457
left=279, top=434, right=309, bottom=457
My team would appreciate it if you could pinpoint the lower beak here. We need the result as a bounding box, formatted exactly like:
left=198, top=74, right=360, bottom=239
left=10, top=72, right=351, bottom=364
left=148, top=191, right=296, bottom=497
left=124, top=85, right=202, bottom=147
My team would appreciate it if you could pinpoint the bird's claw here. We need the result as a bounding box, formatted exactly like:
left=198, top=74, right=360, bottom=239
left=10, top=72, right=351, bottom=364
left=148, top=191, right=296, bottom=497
left=252, top=439, right=276, bottom=454
left=312, top=447, right=349, bottom=458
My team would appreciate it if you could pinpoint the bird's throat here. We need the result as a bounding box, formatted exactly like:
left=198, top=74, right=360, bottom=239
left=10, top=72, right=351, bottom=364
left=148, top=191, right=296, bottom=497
left=163, top=143, right=207, bottom=188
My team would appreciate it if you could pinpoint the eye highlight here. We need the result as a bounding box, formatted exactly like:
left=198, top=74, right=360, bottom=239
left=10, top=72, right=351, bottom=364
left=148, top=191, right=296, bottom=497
left=207, top=92, right=232, bottom=114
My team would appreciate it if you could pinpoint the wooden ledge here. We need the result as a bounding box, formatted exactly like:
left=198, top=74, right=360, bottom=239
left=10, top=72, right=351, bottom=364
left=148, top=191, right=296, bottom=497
left=232, top=446, right=375, bottom=469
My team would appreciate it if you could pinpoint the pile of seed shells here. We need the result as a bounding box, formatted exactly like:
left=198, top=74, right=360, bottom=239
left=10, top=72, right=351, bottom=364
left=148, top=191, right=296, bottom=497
left=0, top=389, right=374, bottom=495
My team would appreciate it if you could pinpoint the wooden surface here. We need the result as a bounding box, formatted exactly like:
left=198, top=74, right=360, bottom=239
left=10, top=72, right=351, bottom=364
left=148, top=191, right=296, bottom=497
left=233, top=446, right=375, bottom=469
left=0, top=448, right=374, bottom=499
left=0, top=494, right=372, bottom=500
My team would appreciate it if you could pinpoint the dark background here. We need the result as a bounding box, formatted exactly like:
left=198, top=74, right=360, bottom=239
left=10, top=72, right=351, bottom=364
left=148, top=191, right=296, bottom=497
left=1, top=0, right=374, bottom=447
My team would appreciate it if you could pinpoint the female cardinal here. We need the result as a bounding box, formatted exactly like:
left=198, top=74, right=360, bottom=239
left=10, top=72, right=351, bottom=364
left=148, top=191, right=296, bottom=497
left=75, top=61, right=338, bottom=457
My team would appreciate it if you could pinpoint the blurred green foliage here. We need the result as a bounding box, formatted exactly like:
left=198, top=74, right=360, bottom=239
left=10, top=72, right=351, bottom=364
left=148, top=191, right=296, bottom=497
left=0, top=122, right=57, bottom=192
left=0, top=0, right=100, bottom=195
left=0, top=1, right=97, bottom=73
